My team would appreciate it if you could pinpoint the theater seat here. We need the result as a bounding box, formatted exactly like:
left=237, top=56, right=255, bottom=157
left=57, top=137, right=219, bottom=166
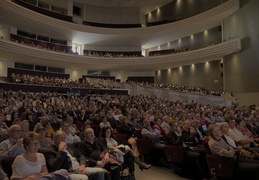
left=203, top=140, right=235, bottom=178
left=164, top=145, right=185, bottom=164
left=1, top=156, right=16, bottom=178
left=136, top=138, right=152, bottom=155
left=114, top=134, right=128, bottom=145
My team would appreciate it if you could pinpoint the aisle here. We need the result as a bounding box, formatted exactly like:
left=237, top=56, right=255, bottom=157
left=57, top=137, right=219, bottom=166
left=133, top=164, right=190, bottom=180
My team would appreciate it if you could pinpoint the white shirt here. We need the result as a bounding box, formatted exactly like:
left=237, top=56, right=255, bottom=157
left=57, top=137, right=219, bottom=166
left=63, top=148, right=79, bottom=171
left=11, top=153, right=46, bottom=179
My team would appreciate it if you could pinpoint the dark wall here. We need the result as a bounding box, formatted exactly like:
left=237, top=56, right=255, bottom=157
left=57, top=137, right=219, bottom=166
left=155, top=60, right=223, bottom=91
left=223, top=0, right=259, bottom=94
left=127, top=76, right=154, bottom=83
left=152, top=26, right=222, bottom=52
left=146, top=0, right=228, bottom=23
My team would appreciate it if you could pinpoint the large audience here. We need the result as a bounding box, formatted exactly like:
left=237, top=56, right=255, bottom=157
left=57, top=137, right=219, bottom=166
left=0, top=87, right=258, bottom=179
left=8, top=73, right=233, bottom=97
left=9, top=73, right=114, bottom=89
left=125, top=80, right=230, bottom=96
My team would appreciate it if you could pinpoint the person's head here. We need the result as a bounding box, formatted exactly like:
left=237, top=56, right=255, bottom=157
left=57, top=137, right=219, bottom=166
left=143, top=118, right=150, bottom=127
left=219, top=122, right=229, bottom=134
left=66, top=115, right=74, bottom=124
left=235, top=118, right=246, bottom=129
left=9, top=124, right=22, bottom=139
left=84, top=128, right=95, bottom=142
left=21, top=120, right=30, bottom=131
left=35, top=127, right=47, bottom=138
left=226, top=117, right=236, bottom=129
left=163, top=115, right=170, bottom=123
left=154, top=117, right=162, bottom=125
left=102, top=117, right=108, bottom=123
left=53, top=130, right=66, bottom=146
left=208, top=124, right=222, bottom=139
left=120, top=116, right=128, bottom=124
left=42, top=119, right=52, bottom=128
left=182, top=120, right=191, bottom=130
left=61, top=121, right=70, bottom=134
left=192, top=119, right=200, bottom=128
left=23, top=131, right=40, bottom=152
left=169, top=120, right=179, bottom=131
left=102, top=127, right=113, bottom=138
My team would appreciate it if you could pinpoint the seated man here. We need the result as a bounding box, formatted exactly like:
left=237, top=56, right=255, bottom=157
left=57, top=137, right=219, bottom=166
left=0, top=124, right=25, bottom=161
left=182, top=120, right=200, bottom=146
left=77, top=128, right=120, bottom=180
left=168, top=120, right=208, bottom=179
left=208, top=124, right=259, bottom=179
left=226, top=118, right=258, bottom=148
left=141, top=119, right=168, bottom=166
left=60, top=120, right=81, bottom=144
left=44, top=130, right=109, bottom=180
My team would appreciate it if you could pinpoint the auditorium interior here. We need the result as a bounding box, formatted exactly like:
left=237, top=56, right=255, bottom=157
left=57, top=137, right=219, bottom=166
left=0, top=0, right=259, bottom=179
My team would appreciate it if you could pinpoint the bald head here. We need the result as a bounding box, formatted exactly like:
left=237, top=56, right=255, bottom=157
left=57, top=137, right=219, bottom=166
left=53, top=130, right=66, bottom=146
left=84, top=128, right=95, bottom=142
left=9, top=124, right=22, bottom=139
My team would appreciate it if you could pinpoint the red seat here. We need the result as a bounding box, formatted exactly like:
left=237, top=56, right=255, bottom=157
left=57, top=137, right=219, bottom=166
left=114, top=134, right=128, bottom=145
left=164, top=145, right=185, bottom=164
left=75, top=120, right=84, bottom=131
left=203, top=140, right=235, bottom=178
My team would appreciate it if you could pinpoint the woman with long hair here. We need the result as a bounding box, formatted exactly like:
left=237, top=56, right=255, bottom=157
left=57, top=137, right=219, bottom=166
left=99, top=127, right=151, bottom=176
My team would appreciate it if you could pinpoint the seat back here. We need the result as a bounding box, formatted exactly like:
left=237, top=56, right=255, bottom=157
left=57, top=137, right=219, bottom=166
left=115, top=134, right=128, bottom=145
left=136, top=138, right=152, bottom=155
left=164, top=145, right=185, bottom=164
left=135, top=129, right=142, bottom=139
left=202, top=139, right=212, bottom=154
left=163, top=134, right=170, bottom=145
left=203, top=140, right=235, bottom=178
left=1, top=156, right=16, bottom=178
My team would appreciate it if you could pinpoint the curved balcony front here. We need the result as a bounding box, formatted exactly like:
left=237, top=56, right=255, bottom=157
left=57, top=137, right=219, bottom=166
left=0, top=38, right=241, bottom=71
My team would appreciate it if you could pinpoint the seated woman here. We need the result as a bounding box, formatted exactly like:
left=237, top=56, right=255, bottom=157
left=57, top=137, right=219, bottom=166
left=35, top=127, right=53, bottom=152
left=153, top=117, right=165, bottom=135
left=99, top=127, right=151, bottom=175
left=116, top=116, right=139, bottom=157
left=20, top=120, right=30, bottom=138
left=11, top=131, right=49, bottom=179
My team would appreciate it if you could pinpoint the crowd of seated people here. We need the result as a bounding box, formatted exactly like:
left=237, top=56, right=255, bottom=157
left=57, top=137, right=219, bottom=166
left=9, top=73, right=115, bottom=89
left=125, top=80, right=228, bottom=96
left=84, top=50, right=143, bottom=58
left=0, top=88, right=259, bottom=179
left=10, top=35, right=75, bottom=55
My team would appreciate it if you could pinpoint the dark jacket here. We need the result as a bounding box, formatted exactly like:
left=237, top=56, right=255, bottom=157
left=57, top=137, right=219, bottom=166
left=118, top=123, right=135, bottom=138
left=44, top=144, right=87, bottom=172
left=167, top=130, right=184, bottom=146
left=182, top=129, right=198, bottom=145
left=77, top=140, right=109, bottom=166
